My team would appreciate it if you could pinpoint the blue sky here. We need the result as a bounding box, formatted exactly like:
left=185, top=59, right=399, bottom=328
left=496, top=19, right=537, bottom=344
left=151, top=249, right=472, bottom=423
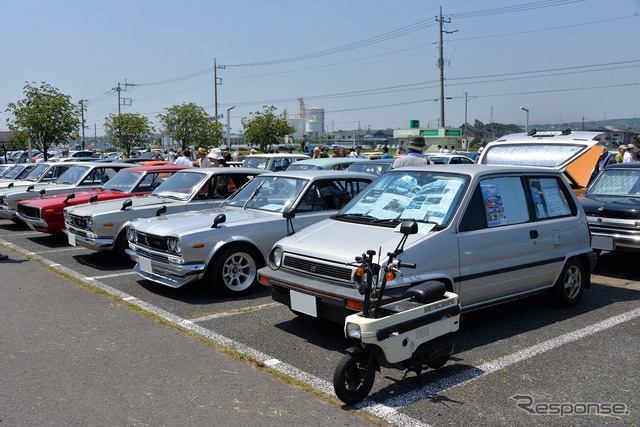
left=1, top=0, right=639, bottom=136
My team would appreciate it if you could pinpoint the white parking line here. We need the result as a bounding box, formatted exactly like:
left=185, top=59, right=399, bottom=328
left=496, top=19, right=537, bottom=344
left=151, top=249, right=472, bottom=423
left=190, top=302, right=280, bottom=322
left=32, top=247, right=85, bottom=254
left=8, top=240, right=639, bottom=427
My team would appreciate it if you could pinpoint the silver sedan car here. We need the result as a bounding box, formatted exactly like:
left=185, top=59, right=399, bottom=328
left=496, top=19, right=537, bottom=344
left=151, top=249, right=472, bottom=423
left=125, top=170, right=374, bottom=295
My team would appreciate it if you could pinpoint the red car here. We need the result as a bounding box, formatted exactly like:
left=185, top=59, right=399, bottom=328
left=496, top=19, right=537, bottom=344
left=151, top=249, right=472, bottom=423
left=15, top=165, right=189, bottom=234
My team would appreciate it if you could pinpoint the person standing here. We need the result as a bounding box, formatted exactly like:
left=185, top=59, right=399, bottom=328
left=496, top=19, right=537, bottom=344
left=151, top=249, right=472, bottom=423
left=349, top=146, right=365, bottom=158
left=197, top=148, right=212, bottom=168
left=174, top=149, right=193, bottom=167
left=393, top=136, right=430, bottom=168
left=380, top=146, right=393, bottom=159
left=614, top=145, right=626, bottom=163
left=623, top=144, right=635, bottom=163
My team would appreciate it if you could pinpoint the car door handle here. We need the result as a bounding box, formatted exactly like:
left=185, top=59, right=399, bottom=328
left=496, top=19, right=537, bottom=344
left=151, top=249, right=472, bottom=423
left=530, top=230, right=539, bottom=239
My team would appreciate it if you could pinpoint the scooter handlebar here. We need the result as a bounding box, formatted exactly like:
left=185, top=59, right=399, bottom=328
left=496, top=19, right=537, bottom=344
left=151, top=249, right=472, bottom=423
left=396, top=261, right=416, bottom=269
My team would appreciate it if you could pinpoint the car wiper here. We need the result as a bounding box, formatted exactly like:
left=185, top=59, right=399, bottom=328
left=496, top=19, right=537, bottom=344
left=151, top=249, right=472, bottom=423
left=332, top=212, right=380, bottom=222
left=243, top=183, right=264, bottom=210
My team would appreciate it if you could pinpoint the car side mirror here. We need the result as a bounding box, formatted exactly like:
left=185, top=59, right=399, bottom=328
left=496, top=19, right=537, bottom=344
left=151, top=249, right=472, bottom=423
left=64, top=193, right=75, bottom=204
left=399, top=220, right=418, bottom=235
left=211, top=213, right=226, bottom=228
left=156, top=205, right=167, bottom=216
left=283, top=207, right=296, bottom=236
left=121, top=199, right=133, bottom=210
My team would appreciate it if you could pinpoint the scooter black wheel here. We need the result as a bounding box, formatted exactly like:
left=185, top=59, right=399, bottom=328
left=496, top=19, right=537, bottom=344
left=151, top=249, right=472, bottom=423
left=333, top=353, right=375, bottom=405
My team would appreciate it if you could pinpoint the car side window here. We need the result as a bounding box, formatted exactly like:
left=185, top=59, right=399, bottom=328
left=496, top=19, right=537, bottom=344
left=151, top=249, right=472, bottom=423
left=479, top=176, right=530, bottom=228
left=527, top=177, right=573, bottom=219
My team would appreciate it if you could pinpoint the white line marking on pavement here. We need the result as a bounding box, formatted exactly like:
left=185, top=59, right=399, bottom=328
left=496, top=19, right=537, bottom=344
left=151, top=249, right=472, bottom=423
left=32, top=247, right=85, bottom=254
left=190, top=302, right=280, bottom=322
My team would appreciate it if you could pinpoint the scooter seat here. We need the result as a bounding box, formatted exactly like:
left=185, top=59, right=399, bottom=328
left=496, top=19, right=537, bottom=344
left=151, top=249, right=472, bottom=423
left=405, top=281, right=446, bottom=304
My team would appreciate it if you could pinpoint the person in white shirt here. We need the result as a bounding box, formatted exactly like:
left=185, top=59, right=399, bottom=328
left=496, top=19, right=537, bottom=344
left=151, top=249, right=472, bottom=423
left=349, top=146, right=365, bottom=158
left=174, top=149, right=193, bottom=167
left=197, top=148, right=212, bottom=168
left=623, top=144, right=635, bottom=163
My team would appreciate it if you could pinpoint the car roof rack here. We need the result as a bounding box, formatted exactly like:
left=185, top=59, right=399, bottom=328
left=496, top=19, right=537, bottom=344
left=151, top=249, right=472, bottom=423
left=527, top=128, right=572, bottom=137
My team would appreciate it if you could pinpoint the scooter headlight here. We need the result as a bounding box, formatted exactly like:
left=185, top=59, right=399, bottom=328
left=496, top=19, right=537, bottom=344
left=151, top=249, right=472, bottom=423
left=345, top=322, right=361, bottom=340
left=269, top=246, right=284, bottom=270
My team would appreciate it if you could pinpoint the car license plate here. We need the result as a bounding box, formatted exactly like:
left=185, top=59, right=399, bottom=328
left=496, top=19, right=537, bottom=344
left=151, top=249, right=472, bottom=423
left=290, top=290, right=317, bottom=317
left=592, top=235, right=614, bottom=251
left=139, top=256, right=153, bottom=274
left=67, top=232, right=76, bottom=246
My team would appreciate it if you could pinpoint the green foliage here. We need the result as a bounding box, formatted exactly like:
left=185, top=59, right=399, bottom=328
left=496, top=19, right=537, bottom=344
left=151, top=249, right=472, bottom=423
left=158, top=102, right=223, bottom=152
left=5, top=81, right=80, bottom=160
left=104, top=113, right=155, bottom=156
left=241, top=105, right=296, bottom=153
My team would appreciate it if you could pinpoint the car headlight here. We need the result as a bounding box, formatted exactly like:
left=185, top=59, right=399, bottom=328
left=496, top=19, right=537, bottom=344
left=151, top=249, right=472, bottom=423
left=166, top=237, right=181, bottom=255
left=345, top=322, right=361, bottom=340
left=269, top=246, right=284, bottom=270
left=126, top=226, right=137, bottom=243
left=63, top=210, right=70, bottom=224
left=86, top=217, right=94, bottom=231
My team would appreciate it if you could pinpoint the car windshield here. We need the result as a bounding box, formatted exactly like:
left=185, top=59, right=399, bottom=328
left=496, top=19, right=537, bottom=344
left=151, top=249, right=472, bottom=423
left=335, top=170, right=468, bottom=227
left=223, top=175, right=307, bottom=212
left=242, top=157, right=270, bottom=170
left=151, top=171, right=206, bottom=201
left=0, top=165, right=14, bottom=177
left=22, top=163, right=50, bottom=181
left=101, top=170, right=143, bottom=192
left=588, top=169, right=640, bottom=197
left=2, top=164, right=28, bottom=180
left=56, top=165, right=90, bottom=185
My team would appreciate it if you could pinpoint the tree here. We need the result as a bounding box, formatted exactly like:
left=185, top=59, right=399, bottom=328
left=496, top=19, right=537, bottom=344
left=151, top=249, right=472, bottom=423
left=104, top=113, right=154, bottom=156
left=5, top=81, right=80, bottom=161
left=241, top=105, right=296, bottom=153
left=158, top=102, right=223, bottom=152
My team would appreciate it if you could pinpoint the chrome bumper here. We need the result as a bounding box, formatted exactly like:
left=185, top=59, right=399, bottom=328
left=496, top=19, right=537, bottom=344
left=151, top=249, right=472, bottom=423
left=64, top=229, right=115, bottom=251
left=126, top=247, right=206, bottom=288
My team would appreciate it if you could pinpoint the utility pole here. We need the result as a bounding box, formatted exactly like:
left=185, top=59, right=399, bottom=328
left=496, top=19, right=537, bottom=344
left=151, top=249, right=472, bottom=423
left=78, top=99, right=87, bottom=150
left=214, top=58, right=225, bottom=120
left=113, top=80, right=135, bottom=115
left=436, top=7, right=456, bottom=128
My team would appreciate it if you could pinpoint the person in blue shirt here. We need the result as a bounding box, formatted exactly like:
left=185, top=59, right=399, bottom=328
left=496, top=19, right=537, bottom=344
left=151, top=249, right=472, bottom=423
left=380, top=146, right=394, bottom=159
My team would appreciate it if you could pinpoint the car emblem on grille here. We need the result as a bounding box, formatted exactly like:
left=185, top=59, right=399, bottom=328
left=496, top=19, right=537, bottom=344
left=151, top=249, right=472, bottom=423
left=309, top=264, right=317, bottom=273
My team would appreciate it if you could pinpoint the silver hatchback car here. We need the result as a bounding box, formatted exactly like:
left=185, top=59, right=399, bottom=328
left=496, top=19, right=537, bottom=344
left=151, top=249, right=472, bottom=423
left=259, top=164, right=598, bottom=323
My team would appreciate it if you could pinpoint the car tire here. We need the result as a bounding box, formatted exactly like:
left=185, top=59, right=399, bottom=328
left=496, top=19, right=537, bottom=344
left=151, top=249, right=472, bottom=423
left=114, top=232, right=132, bottom=263
left=550, top=257, right=586, bottom=307
left=206, top=244, right=262, bottom=296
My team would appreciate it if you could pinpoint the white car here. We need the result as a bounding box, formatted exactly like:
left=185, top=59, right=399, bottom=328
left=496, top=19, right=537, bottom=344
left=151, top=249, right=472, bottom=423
left=241, top=153, right=310, bottom=171
left=259, top=164, right=597, bottom=323
left=64, top=167, right=265, bottom=260
left=125, top=170, right=374, bottom=295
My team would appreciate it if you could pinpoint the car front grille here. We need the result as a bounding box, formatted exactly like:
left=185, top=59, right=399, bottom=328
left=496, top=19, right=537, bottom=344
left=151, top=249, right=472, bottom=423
left=134, top=231, right=169, bottom=252
left=17, top=203, right=40, bottom=220
left=68, top=214, right=89, bottom=230
left=283, top=254, right=353, bottom=283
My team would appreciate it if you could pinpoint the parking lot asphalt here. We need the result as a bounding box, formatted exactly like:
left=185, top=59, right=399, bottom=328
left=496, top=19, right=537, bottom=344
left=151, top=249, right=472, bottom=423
left=0, top=247, right=380, bottom=427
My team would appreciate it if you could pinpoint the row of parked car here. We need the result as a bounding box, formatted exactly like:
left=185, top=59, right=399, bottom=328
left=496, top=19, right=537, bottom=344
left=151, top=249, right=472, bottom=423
left=1, top=129, right=638, bottom=325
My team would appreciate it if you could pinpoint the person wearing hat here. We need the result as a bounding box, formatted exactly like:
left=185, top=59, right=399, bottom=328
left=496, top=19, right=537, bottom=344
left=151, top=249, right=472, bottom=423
left=197, top=148, right=212, bottom=168
left=393, top=136, right=430, bottom=168
left=208, top=147, right=227, bottom=167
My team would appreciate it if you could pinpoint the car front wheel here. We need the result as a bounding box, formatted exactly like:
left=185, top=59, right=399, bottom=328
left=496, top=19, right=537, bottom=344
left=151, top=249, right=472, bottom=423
left=206, top=244, right=261, bottom=296
left=550, top=257, right=586, bottom=307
